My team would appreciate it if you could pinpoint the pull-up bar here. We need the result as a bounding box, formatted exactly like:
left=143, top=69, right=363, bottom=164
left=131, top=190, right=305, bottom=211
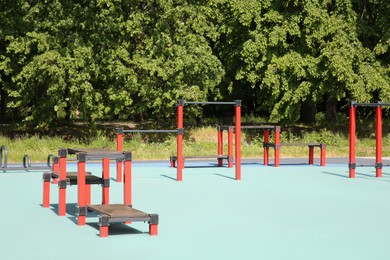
left=349, top=101, right=385, bottom=178
left=176, top=99, right=242, bottom=181
left=181, top=101, right=239, bottom=105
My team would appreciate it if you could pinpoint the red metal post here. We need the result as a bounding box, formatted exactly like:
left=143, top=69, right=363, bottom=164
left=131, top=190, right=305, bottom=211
left=102, top=157, right=110, bottom=204
left=123, top=153, right=132, bottom=206
left=116, top=129, right=123, bottom=182
left=274, top=126, right=281, bottom=167
left=77, top=152, right=86, bottom=225
left=349, top=105, right=356, bottom=178
left=43, top=174, right=50, bottom=208
left=308, top=146, right=314, bottom=165
left=85, top=184, right=91, bottom=205
left=217, top=127, right=223, bottom=167
left=100, top=226, right=109, bottom=238
left=177, top=100, right=184, bottom=181
left=51, top=157, right=59, bottom=184
left=320, top=144, right=326, bottom=166
left=149, top=224, right=158, bottom=236
left=376, top=105, right=383, bottom=178
left=235, top=101, right=242, bottom=180
left=58, top=148, right=67, bottom=216
left=263, top=129, right=269, bottom=166
left=227, top=127, right=233, bottom=168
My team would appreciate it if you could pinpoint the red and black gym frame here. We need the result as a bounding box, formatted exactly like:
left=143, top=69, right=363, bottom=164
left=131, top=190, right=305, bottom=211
left=349, top=101, right=389, bottom=178
left=176, top=100, right=242, bottom=181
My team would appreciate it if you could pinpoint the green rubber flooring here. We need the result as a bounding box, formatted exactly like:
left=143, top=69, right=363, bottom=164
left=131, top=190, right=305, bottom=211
left=1, top=161, right=390, bottom=260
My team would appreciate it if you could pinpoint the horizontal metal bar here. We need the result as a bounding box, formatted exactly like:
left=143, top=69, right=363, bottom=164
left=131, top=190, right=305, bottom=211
left=352, top=102, right=390, bottom=107
left=184, top=101, right=236, bottom=105
left=218, top=125, right=279, bottom=130
left=123, top=129, right=179, bottom=133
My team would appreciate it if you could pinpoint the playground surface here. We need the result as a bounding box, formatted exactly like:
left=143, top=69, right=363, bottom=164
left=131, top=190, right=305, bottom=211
left=1, top=158, right=390, bottom=260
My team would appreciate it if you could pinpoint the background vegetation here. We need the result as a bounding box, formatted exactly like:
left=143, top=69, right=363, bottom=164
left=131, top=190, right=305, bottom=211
left=0, top=1, right=389, bottom=162
left=0, top=0, right=389, bottom=129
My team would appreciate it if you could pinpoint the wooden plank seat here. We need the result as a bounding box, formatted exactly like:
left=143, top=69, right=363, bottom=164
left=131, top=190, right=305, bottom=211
left=87, top=204, right=158, bottom=237
left=169, top=155, right=231, bottom=167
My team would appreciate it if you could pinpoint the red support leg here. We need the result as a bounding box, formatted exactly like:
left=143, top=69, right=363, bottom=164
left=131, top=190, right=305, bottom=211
left=102, top=158, right=110, bottom=204
left=149, top=224, right=158, bottom=236
left=177, top=100, right=184, bottom=181
left=77, top=152, right=86, bottom=225
left=349, top=105, right=356, bottom=178
left=116, top=129, right=123, bottom=182
left=274, top=126, right=281, bottom=167
left=100, top=226, right=109, bottom=238
left=320, top=144, right=326, bottom=166
left=51, top=157, right=59, bottom=184
left=43, top=173, right=51, bottom=208
left=218, top=127, right=223, bottom=167
left=308, top=146, right=314, bottom=165
left=86, top=184, right=91, bottom=205
left=376, top=105, right=383, bottom=178
left=123, top=153, right=132, bottom=206
left=235, top=101, right=242, bottom=180
left=264, top=129, right=269, bottom=166
left=228, top=127, right=233, bottom=168
left=58, top=148, right=67, bottom=216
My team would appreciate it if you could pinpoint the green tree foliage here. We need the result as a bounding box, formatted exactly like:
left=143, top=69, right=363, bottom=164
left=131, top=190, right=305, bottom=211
left=0, top=0, right=389, bottom=128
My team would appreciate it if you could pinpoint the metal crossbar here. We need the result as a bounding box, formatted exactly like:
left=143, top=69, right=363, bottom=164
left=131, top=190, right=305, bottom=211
left=184, top=101, right=237, bottom=105
left=122, top=129, right=179, bottom=133
left=351, top=101, right=390, bottom=107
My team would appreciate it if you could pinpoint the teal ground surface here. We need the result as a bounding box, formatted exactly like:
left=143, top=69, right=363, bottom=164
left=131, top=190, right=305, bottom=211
left=1, top=161, right=390, bottom=260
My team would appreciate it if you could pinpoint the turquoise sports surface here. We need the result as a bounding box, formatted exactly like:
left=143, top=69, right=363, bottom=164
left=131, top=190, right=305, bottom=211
left=1, top=160, right=390, bottom=260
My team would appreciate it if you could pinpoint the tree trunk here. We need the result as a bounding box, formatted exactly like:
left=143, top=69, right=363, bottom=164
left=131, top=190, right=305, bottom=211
left=325, top=95, right=338, bottom=121
left=300, top=100, right=316, bottom=123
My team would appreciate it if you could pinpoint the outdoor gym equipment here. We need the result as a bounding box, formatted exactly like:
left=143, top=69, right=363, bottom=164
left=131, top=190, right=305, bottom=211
left=349, top=101, right=390, bottom=178
left=175, top=100, right=242, bottom=181
left=116, top=128, right=181, bottom=182
left=1, top=145, right=54, bottom=171
left=218, top=125, right=326, bottom=166
left=75, top=150, right=158, bottom=237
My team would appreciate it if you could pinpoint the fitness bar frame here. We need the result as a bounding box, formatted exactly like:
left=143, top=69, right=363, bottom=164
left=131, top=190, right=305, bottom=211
left=349, top=101, right=390, bottom=178
left=176, top=99, right=242, bottom=181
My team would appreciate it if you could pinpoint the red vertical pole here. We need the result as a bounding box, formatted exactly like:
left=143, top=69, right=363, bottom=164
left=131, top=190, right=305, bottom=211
left=51, top=157, right=59, bottom=184
left=308, top=146, right=314, bottom=165
left=149, top=224, right=158, bottom=235
left=217, top=127, right=223, bottom=167
left=58, top=148, right=67, bottom=216
left=264, top=129, right=269, bottom=166
left=77, top=152, right=86, bottom=225
left=100, top=226, right=109, bottom=237
left=102, top=158, right=110, bottom=204
left=349, top=104, right=356, bottom=178
left=116, top=128, right=123, bottom=183
left=123, top=152, right=132, bottom=206
left=376, top=105, right=383, bottom=178
left=320, top=144, right=326, bottom=166
left=228, top=127, right=233, bottom=168
left=85, top=184, right=91, bottom=205
left=177, top=100, right=184, bottom=181
left=42, top=173, right=51, bottom=208
left=274, top=126, right=281, bottom=167
left=235, top=101, right=242, bottom=180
